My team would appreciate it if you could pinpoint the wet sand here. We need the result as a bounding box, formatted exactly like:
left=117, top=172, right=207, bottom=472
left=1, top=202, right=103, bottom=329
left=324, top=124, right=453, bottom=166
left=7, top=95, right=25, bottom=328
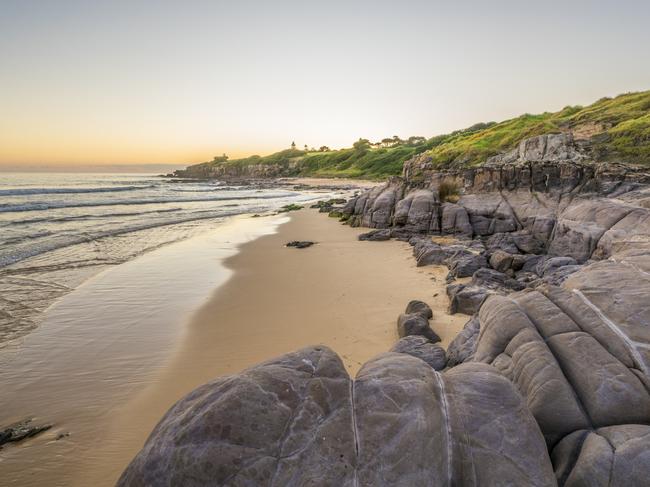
left=77, top=209, right=468, bottom=485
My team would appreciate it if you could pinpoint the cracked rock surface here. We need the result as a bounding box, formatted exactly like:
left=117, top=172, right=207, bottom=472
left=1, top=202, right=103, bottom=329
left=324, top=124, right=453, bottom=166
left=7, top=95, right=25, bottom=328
left=118, top=347, right=556, bottom=487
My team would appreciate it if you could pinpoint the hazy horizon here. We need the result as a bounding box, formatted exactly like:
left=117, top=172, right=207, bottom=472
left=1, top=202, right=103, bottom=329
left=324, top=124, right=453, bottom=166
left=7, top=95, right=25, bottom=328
left=2, top=0, right=649, bottom=166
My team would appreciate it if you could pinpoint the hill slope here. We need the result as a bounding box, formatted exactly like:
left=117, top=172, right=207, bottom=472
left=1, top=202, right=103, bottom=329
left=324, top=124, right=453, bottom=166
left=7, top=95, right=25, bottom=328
left=174, top=90, right=650, bottom=180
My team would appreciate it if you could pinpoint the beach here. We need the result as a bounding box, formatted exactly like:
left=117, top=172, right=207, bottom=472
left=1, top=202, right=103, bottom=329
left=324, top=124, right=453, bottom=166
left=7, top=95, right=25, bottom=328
left=72, top=208, right=467, bottom=485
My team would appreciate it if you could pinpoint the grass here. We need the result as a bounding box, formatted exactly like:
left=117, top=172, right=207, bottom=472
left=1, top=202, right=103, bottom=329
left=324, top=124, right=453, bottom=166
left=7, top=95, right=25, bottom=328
left=177, top=90, right=650, bottom=179
left=426, top=91, right=650, bottom=168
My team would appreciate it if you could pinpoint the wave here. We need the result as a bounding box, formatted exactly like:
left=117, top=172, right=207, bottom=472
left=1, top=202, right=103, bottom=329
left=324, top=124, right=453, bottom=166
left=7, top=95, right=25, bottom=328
left=0, top=207, right=272, bottom=268
left=0, top=185, right=156, bottom=196
left=0, top=192, right=296, bottom=213
left=2, top=207, right=182, bottom=226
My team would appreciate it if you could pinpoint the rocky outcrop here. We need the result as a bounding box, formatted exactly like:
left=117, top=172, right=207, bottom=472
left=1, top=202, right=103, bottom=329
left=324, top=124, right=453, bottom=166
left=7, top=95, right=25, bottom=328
left=449, top=251, right=650, bottom=486
left=342, top=134, right=650, bottom=263
left=173, top=161, right=302, bottom=179
left=118, top=346, right=556, bottom=486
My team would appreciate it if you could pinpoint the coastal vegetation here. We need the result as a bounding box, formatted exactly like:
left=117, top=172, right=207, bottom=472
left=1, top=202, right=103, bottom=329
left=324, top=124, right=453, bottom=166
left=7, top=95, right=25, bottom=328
left=177, top=90, right=650, bottom=180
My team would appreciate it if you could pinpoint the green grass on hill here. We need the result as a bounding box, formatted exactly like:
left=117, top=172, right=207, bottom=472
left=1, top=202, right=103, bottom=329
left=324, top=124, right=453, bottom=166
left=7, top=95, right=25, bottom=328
left=180, top=90, right=650, bottom=179
left=427, top=91, right=650, bottom=168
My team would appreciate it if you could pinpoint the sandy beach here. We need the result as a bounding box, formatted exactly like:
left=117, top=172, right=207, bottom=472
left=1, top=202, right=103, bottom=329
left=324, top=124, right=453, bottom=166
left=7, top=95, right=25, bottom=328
left=73, top=208, right=468, bottom=485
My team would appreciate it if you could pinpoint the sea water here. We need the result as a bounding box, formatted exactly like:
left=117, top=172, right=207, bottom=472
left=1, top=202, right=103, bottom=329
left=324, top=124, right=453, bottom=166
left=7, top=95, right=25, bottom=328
left=0, top=172, right=314, bottom=348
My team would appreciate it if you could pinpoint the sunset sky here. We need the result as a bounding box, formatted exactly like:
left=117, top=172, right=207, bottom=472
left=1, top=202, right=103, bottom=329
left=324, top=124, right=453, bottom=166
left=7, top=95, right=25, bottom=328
left=1, top=0, right=649, bottom=167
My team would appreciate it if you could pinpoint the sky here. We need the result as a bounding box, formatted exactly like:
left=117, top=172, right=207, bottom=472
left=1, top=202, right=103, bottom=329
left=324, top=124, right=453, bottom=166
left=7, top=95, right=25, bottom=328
left=1, top=0, right=649, bottom=167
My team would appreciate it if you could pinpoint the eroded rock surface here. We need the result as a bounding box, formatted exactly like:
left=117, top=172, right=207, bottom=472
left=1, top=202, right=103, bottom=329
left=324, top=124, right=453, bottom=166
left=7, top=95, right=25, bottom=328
left=118, top=347, right=556, bottom=487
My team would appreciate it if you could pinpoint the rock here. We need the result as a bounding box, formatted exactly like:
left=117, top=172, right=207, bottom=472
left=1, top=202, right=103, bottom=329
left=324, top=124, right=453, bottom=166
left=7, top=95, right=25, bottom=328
left=390, top=336, right=446, bottom=370
left=440, top=203, right=473, bottom=237
left=358, top=229, right=391, bottom=241
left=489, top=249, right=515, bottom=272
left=548, top=199, right=634, bottom=262
left=489, top=250, right=530, bottom=273
left=354, top=356, right=556, bottom=487
left=397, top=313, right=441, bottom=343
left=472, top=268, right=525, bottom=292
left=0, top=419, right=52, bottom=446
left=446, top=316, right=480, bottom=366
left=278, top=203, right=304, bottom=213
left=393, top=189, right=439, bottom=233
left=447, top=252, right=488, bottom=278
left=472, top=282, right=650, bottom=482
left=413, top=241, right=451, bottom=266
left=511, top=231, right=546, bottom=254
left=447, top=284, right=491, bottom=315
left=120, top=347, right=557, bottom=486
left=485, top=233, right=520, bottom=254
left=458, top=193, right=519, bottom=236
left=117, top=347, right=356, bottom=486
left=552, top=425, right=650, bottom=487
left=522, top=254, right=547, bottom=274
left=404, top=300, right=433, bottom=319
left=540, top=264, right=582, bottom=286
left=286, top=241, right=315, bottom=249
left=537, top=256, right=577, bottom=276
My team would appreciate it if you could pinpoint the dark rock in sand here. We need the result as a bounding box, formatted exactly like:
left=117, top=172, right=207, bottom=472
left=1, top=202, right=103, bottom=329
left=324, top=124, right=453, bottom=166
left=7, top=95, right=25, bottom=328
left=0, top=419, right=52, bottom=446
left=286, top=241, right=315, bottom=249
left=397, top=313, right=441, bottom=343
left=390, top=336, right=446, bottom=370
left=358, top=229, right=391, bottom=241
left=404, top=300, right=433, bottom=319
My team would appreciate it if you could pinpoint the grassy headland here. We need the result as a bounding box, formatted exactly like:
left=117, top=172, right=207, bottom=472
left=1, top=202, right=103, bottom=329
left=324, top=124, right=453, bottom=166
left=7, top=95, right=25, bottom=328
left=176, top=90, right=650, bottom=180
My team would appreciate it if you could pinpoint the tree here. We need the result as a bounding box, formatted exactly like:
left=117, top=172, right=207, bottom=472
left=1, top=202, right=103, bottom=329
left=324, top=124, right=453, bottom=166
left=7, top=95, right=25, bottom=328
left=304, top=144, right=309, bottom=151
left=291, top=141, right=296, bottom=149
left=353, top=138, right=371, bottom=153
left=319, top=146, right=330, bottom=152
left=381, top=137, right=396, bottom=148
left=212, top=153, right=229, bottom=163
left=407, top=136, right=427, bottom=146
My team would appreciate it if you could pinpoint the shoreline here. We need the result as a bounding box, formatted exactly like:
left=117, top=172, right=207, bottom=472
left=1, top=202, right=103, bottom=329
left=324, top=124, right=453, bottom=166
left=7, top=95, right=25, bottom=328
left=0, top=213, right=290, bottom=486
left=73, top=208, right=467, bottom=485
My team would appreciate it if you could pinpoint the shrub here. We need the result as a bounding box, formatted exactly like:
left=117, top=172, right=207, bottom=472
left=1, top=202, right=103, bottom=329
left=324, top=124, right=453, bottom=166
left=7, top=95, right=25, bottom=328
left=438, top=181, right=461, bottom=203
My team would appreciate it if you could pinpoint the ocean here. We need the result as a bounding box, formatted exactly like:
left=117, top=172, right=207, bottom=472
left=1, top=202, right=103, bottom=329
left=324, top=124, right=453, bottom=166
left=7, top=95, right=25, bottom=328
left=0, top=172, right=316, bottom=348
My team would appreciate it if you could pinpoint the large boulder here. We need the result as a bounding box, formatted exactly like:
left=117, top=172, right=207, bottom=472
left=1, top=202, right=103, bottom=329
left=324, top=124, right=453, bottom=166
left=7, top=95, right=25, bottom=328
left=119, top=347, right=557, bottom=486
left=116, top=347, right=356, bottom=486
left=548, top=199, right=634, bottom=262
